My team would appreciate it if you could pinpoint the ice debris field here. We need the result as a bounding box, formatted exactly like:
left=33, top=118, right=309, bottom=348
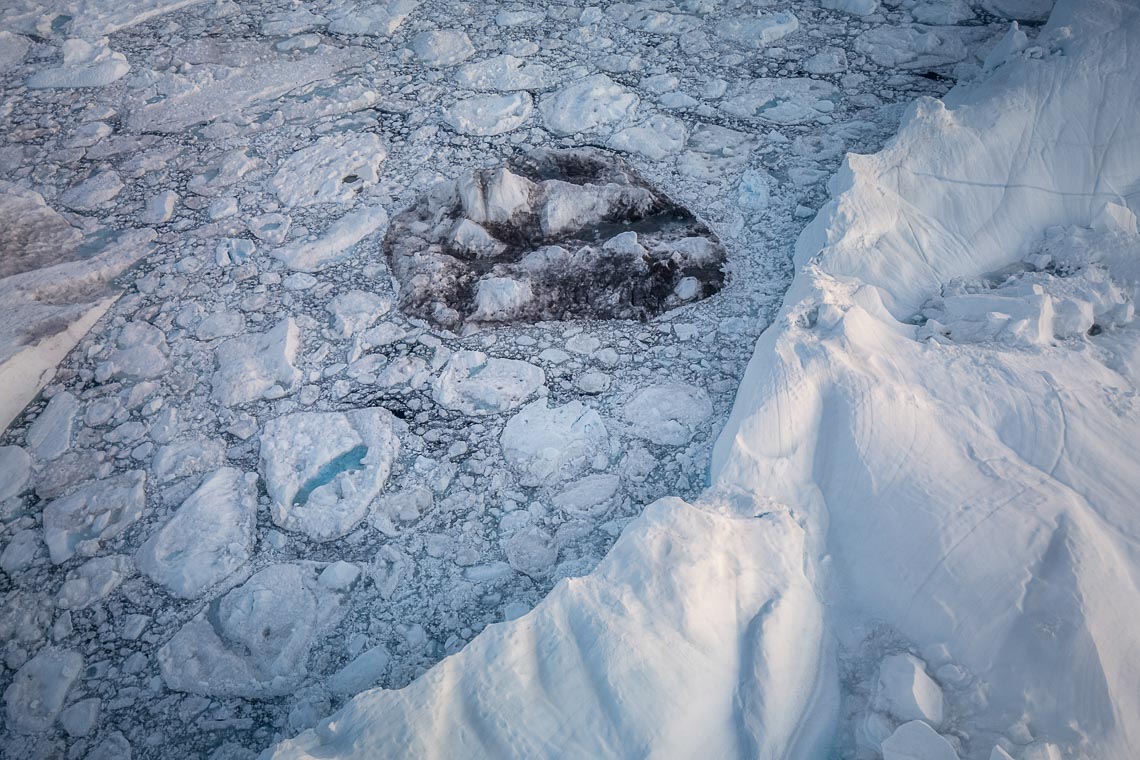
left=1, top=0, right=1138, bottom=758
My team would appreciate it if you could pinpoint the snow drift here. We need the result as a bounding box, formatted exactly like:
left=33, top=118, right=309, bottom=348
left=268, top=0, right=1140, bottom=758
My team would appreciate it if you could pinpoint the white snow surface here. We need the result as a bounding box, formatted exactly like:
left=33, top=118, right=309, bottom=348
left=270, top=1, right=1140, bottom=758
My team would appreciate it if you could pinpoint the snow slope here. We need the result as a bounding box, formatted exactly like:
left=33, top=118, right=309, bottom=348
left=269, top=1, right=1140, bottom=758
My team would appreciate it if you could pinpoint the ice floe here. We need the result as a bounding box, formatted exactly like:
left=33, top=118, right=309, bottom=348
left=159, top=563, right=347, bottom=697
left=135, top=468, right=258, bottom=597
left=260, top=409, right=400, bottom=540
left=42, top=470, right=146, bottom=564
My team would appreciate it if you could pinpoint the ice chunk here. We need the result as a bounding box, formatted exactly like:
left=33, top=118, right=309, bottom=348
left=621, top=8, right=699, bottom=35
left=56, top=554, right=131, bottom=609
left=196, top=310, right=245, bottom=339
left=3, top=647, right=83, bottom=733
left=0, top=446, right=31, bottom=501
left=443, top=92, right=533, bottom=136
left=876, top=653, right=945, bottom=726
left=624, top=383, right=713, bottom=445
left=456, top=55, right=553, bottom=91
left=98, top=321, right=170, bottom=381
left=803, top=48, right=848, bottom=75
left=919, top=255, right=1132, bottom=345
left=722, top=78, right=837, bottom=125
left=539, top=74, right=639, bottom=136
left=127, top=42, right=373, bottom=134
left=87, top=732, right=132, bottom=760
left=260, top=409, right=400, bottom=541
left=212, top=237, right=254, bottom=267
left=43, top=471, right=146, bottom=564
left=470, top=277, right=534, bottom=322
left=388, top=148, right=726, bottom=327
left=26, top=391, right=79, bottom=461
left=539, top=180, right=655, bottom=238
left=269, top=133, right=387, bottom=208
left=432, top=351, right=544, bottom=415
left=187, top=150, right=261, bottom=197
left=881, top=721, right=958, bottom=760
left=328, top=0, right=417, bottom=35
left=820, top=0, right=879, bottom=16
left=576, top=370, right=611, bottom=394
left=319, top=561, right=361, bottom=590
left=26, top=38, right=129, bottom=89
left=672, top=235, right=725, bottom=267
left=500, top=400, right=608, bottom=486
left=58, top=169, right=124, bottom=211
left=1, top=529, right=39, bottom=573
left=411, top=30, right=474, bottom=67
left=136, top=468, right=258, bottom=598
left=272, top=205, right=388, bottom=272
left=151, top=437, right=225, bottom=483
left=249, top=212, right=292, bottom=244
left=457, top=168, right=534, bottom=224
left=211, top=318, right=301, bottom=406
left=1091, top=201, right=1138, bottom=236
left=328, top=646, right=390, bottom=696
left=980, top=0, right=1053, bottom=21
left=59, top=697, right=100, bottom=737
left=854, top=26, right=968, bottom=69
left=503, top=526, right=557, bottom=577
left=608, top=115, right=688, bottom=161
left=141, top=190, right=177, bottom=224
left=0, top=32, right=30, bottom=73
left=67, top=118, right=113, bottom=147
left=0, top=183, right=84, bottom=278
left=327, top=290, right=391, bottom=338
left=159, top=564, right=344, bottom=697
left=553, top=473, right=620, bottom=518
left=715, top=12, right=800, bottom=47
left=496, top=9, right=544, bottom=26
left=982, top=22, right=1029, bottom=74
left=450, top=218, right=507, bottom=257
left=912, top=0, right=975, bottom=23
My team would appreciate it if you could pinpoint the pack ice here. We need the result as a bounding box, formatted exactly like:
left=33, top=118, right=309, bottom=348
left=1, top=0, right=1137, bottom=757
left=270, top=1, right=1140, bottom=759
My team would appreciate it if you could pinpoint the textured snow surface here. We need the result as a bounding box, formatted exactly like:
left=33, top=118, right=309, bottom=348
left=270, top=1, right=1140, bottom=758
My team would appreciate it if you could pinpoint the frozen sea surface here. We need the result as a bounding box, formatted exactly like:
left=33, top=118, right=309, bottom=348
left=0, top=0, right=1024, bottom=757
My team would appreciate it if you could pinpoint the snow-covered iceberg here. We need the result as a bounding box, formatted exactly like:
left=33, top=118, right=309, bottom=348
left=268, top=0, right=1140, bottom=758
